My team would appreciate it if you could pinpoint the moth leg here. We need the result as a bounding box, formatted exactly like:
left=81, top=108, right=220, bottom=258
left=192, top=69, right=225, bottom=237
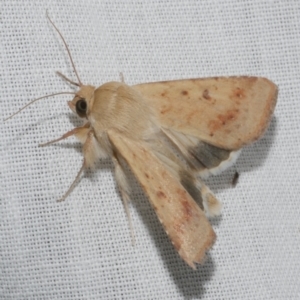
left=58, top=158, right=86, bottom=202
left=39, top=123, right=90, bottom=147
left=112, top=156, right=135, bottom=245
left=196, top=179, right=222, bottom=217
left=59, top=130, right=101, bottom=201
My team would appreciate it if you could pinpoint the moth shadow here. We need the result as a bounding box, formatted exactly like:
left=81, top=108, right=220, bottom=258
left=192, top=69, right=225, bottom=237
left=46, top=142, right=114, bottom=182
left=36, top=113, right=86, bottom=153
left=205, top=116, right=277, bottom=193
left=127, top=170, right=215, bottom=298
left=47, top=141, right=82, bottom=154
left=84, top=159, right=115, bottom=182
left=3, top=112, right=72, bottom=149
left=56, top=130, right=215, bottom=298
left=67, top=113, right=83, bottom=128
left=238, top=116, right=277, bottom=170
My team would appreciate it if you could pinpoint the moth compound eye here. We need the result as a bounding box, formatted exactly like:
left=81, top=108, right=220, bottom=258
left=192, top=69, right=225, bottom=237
left=76, top=99, right=87, bottom=117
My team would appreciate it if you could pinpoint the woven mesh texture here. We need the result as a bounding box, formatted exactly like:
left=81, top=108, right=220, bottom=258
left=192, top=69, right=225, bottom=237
left=1, top=1, right=300, bottom=299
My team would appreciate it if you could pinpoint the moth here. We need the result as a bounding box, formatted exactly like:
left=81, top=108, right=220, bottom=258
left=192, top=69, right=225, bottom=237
left=6, top=15, right=277, bottom=269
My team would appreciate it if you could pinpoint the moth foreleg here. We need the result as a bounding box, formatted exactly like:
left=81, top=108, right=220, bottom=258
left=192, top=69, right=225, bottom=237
left=58, top=158, right=86, bottom=202
left=39, top=123, right=90, bottom=147
left=58, top=129, right=99, bottom=201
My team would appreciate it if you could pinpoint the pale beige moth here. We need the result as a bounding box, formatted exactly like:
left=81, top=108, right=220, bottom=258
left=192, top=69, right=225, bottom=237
left=6, top=15, right=277, bottom=269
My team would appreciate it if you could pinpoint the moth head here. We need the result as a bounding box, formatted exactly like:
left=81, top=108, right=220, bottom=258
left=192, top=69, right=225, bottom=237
left=68, top=85, right=96, bottom=118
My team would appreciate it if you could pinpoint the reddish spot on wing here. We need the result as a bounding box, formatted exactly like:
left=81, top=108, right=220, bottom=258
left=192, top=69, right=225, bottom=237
left=156, top=191, right=167, bottom=199
left=208, top=109, right=240, bottom=132
left=181, top=200, right=193, bottom=220
left=160, top=104, right=172, bottom=115
left=181, top=90, right=188, bottom=96
left=173, top=222, right=184, bottom=235
left=231, top=87, right=246, bottom=99
left=203, top=89, right=211, bottom=100
left=186, top=110, right=198, bottom=123
left=217, top=109, right=239, bottom=124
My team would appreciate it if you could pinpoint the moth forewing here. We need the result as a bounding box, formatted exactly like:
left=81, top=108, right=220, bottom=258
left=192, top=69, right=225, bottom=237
left=133, top=77, right=277, bottom=150
left=107, top=129, right=216, bottom=269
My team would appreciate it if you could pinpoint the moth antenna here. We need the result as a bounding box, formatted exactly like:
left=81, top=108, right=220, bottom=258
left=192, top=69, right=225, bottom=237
left=56, top=71, right=80, bottom=87
left=58, top=159, right=86, bottom=202
left=4, top=92, right=76, bottom=121
left=46, top=11, right=83, bottom=87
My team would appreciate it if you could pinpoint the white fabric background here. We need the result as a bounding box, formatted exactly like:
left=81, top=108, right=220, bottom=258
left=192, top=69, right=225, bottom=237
left=1, top=1, right=300, bottom=299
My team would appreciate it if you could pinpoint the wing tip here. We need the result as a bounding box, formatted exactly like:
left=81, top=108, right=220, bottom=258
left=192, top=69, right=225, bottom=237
left=251, top=77, right=278, bottom=143
left=228, top=76, right=278, bottom=149
left=180, top=226, right=216, bottom=269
